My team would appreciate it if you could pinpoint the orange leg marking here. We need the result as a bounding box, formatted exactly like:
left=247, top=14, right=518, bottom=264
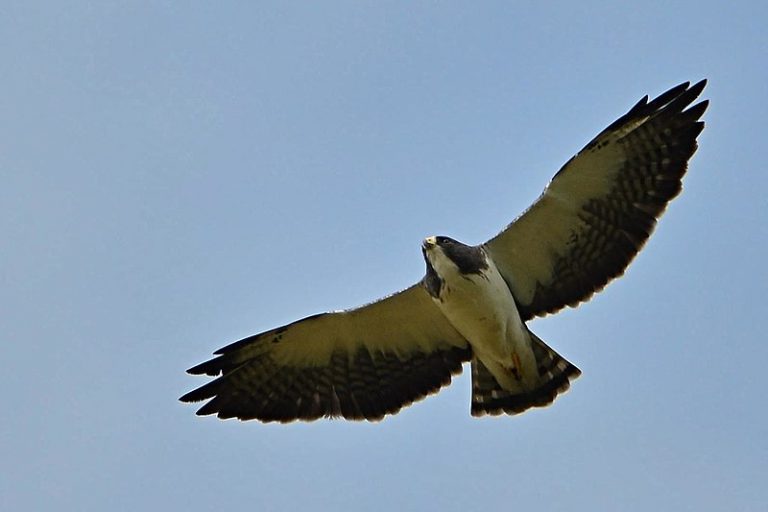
left=511, top=352, right=522, bottom=380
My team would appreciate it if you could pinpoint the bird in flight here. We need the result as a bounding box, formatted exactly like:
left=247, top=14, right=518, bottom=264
left=181, top=80, right=708, bottom=423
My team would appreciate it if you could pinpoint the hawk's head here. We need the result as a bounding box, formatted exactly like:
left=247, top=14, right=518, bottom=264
left=422, top=236, right=489, bottom=299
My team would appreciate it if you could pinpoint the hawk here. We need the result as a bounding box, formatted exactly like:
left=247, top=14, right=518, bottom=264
left=181, top=80, right=708, bottom=422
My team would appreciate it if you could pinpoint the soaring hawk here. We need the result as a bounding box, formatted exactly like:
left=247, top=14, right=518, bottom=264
left=181, top=80, right=708, bottom=422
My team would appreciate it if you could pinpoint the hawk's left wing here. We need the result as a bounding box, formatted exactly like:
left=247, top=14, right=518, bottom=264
left=180, top=284, right=471, bottom=422
left=484, top=80, right=708, bottom=320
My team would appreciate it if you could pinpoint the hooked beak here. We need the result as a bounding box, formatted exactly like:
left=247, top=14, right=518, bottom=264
left=422, top=236, right=437, bottom=251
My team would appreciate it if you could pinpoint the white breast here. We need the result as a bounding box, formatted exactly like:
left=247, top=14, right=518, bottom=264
left=428, top=247, right=527, bottom=362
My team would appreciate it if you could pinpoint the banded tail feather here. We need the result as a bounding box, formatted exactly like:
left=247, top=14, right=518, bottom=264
left=470, top=330, right=581, bottom=416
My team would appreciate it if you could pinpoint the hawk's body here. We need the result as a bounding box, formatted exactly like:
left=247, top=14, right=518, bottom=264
left=181, top=80, right=708, bottom=422
left=425, top=237, right=527, bottom=382
left=423, top=236, right=580, bottom=415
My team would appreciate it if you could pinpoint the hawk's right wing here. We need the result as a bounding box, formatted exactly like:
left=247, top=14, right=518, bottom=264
left=180, top=283, right=470, bottom=422
left=484, top=80, right=708, bottom=320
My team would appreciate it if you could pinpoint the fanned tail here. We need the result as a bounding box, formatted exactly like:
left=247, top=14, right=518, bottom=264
left=471, top=331, right=581, bottom=416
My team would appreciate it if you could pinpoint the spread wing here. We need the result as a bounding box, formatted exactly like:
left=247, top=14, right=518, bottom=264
left=180, top=284, right=470, bottom=422
left=484, top=80, right=708, bottom=320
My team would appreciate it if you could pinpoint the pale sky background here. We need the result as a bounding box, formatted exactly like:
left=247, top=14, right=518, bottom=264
left=2, top=2, right=767, bottom=511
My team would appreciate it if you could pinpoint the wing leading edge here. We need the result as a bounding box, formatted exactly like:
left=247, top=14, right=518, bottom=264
left=180, top=284, right=470, bottom=422
left=484, top=80, right=708, bottom=320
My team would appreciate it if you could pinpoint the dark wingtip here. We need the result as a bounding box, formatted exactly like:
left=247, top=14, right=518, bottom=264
left=670, top=80, right=691, bottom=94
left=626, top=94, right=649, bottom=115
left=179, top=390, right=198, bottom=403
left=195, top=401, right=221, bottom=416
left=686, top=99, right=709, bottom=120
left=647, top=78, right=708, bottom=122
left=685, top=79, right=707, bottom=103
left=186, top=355, right=227, bottom=376
left=691, top=78, right=707, bottom=91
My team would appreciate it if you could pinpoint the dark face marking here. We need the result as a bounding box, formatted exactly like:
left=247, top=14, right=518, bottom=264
left=435, top=236, right=489, bottom=275
left=422, top=248, right=444, bottom=299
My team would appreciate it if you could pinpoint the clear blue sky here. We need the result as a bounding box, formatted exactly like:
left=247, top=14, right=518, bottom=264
left=2, top=2, right=766, bottom=511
